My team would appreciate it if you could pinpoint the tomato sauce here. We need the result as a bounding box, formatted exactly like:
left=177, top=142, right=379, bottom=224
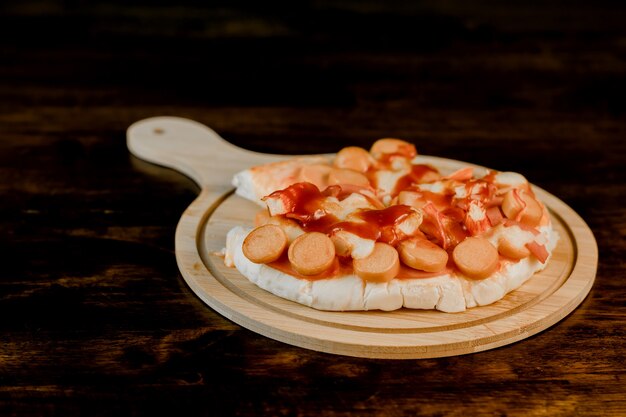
left=392, top=164, right=439, bottom=195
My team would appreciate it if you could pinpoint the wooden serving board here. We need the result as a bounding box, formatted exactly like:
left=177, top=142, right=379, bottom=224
left=127, top=116, right=598, bottom=359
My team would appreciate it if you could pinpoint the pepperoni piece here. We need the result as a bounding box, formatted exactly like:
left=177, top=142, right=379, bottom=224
left=397, top=237, right=448, bottom=272
left=452, top=237, right=499, bottom=279
left=287, top=232, right=336, bottom=275
left=353, top=242, right=400, bottom=283
left=334, top=147, right=372, bottom=173
left=242, top=224, right=288, bottom=264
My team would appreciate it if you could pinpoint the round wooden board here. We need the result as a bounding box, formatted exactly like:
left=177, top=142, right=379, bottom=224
left=127, top=116, right=598, bottom=359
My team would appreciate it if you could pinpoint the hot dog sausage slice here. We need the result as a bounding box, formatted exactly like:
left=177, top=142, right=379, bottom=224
left=243, top=224, right=288, bottom=264
left=353, top=242, right=400, bottom=283
left=518, top=193, right=543, bottom=227
left=334, top=146, right=372, bottom=173
left=328, top=168, right=370, bottom=187
left=452, top=236, right=499, bottom=279
left=501, top=189, right=524, bottom=220
left=370, top=138, right=417, bottom=159
left=502, top=189, right=543, bottom=227
left=498, top=236, right=531, bottom=260
left=398, top=237, right=448, bottom=272
left=288, top=232, right=336, bottom=275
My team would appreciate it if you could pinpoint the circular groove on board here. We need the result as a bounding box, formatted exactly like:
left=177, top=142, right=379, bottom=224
left=174, top=156, right=596, bottom=358
left=199, top=193, right=576, bottom=335
left=127, top=118, right=597, bottom=358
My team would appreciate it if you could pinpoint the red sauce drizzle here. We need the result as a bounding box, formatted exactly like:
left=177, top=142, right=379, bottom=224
left=298, top=213, right=340, bottom=233
left=393, top=164, right=439, bottom=195
left=481, top=170, right=498, bottom=183
left=266, top=182, right=338, bottom=232
left=375, top=146, right=417, bottom=166
left=261, top=166, right=536, bottom=281
left=266, top=182, right=324, bottom=219
left=421, top=190, right=453, bottom=208
left=358, top=205, right=413, bottom=228
left=323, top=205, right=416, bottom=244
left=330, top=221, right=379, bottom=240
left=271, top=182, right=416, bottom=243
left=357, top=205, right=415, bottom=245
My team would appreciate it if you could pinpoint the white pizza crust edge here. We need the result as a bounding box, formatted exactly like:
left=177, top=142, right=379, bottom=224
left=232, top=156, right=332, bottom=204
left=224, top=225, right=559, bottom=313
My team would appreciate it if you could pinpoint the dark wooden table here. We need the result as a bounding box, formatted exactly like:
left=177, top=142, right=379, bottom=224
left=1, top=1, right=625, bottom=415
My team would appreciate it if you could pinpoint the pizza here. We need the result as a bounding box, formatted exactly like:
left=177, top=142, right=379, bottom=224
left=223, top=139, right=559, bottom=312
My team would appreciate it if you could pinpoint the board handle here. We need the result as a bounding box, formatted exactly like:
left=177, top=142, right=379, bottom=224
left=127, top=116, right=286, bottom=188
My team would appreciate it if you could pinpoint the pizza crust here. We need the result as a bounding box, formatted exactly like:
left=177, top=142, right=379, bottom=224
left=225, top=225, right=559, bottom=313
left=232, top=156, right=332, bottom=204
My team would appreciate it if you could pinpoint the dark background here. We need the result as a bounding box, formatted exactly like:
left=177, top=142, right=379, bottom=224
left=1, top=1, right=625, bottom=416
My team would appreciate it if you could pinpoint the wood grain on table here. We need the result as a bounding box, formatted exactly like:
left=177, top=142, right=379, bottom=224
left=1, top=1, right=624, bottom=415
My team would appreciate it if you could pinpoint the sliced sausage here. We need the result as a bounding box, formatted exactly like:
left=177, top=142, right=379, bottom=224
left=518, top=193, right=543, bottom=227
left=502, top=189, right=543, bottom=227
left=452, top=237, right=499, bottom=279
left=288, top=232, right=336, bottom=275
left=353, top=242, right=400, bottom=283
left=334, top=146, right=372, bottom=173
left=498, top=236, right=531, bottom=260
left=242, top=224, right=288, bottom=264
left=328, top=168, right=370, bottom=187
left=501, top=189, right=525, bottom=220
left=398, top=237, right=448, bottom=272
left=370, top=138, right=416, bottom=158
